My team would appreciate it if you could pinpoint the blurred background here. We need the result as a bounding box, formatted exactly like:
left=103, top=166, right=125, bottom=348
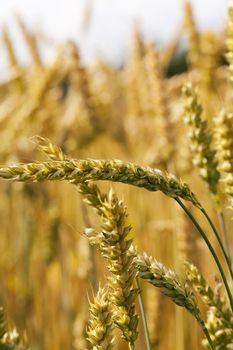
left=0, top=0, right=229, bottom=68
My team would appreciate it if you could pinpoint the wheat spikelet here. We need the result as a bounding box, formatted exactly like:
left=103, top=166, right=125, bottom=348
left=36, top=136, right=66, bottom=161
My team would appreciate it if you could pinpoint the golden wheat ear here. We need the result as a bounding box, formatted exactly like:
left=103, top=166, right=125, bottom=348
left=0, top=159, right=202, bottom=208
left=182, top=82, right=220, bottom=201
left=132, top=248, right=215, bottom=349
left=86, top=285, right=115, bottom=350
left=214, top=111, right=233, bottom=200
left=81, top=184, right=139, bottom=348
left=185, top=262, right=233, bottom=349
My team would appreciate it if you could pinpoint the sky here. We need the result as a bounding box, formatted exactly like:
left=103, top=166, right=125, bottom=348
left=0, top=0, right=230, bottom=69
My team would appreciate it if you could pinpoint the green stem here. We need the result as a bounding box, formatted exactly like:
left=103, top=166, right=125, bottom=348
left=175, top=198, right=233, bottom=312
left=201, top=207, right=233, bottom=282
left=202, top=325, right=215, bottom=350
left=136, top=277, right=152, bottom=350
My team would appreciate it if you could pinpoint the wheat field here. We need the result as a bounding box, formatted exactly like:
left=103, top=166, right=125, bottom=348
left=0, top=1, right=232, bottom=349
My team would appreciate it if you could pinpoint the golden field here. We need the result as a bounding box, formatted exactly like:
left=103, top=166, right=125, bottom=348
left=0, top=1, right=232, bottom=349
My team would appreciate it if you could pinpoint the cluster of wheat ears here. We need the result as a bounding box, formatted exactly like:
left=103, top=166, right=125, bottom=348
left=1, top=1, right=233, bottom=349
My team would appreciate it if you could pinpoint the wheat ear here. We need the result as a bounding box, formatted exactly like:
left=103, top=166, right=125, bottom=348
left=185, top=263, right=233, bottom=349
left=214, top=111, right=233, bottom=204
left=37, top=137, right=148, bottom=348
left=132, top=248, right=215, bottom=349
left=81, top=184, right=139, bottom=349
left=182, top=83, right=220, bottom=201
left=86, top=285, right=115, bottom=350
left=3, top=140, right=233, bottom=307
left=0, top=159, right=201, bottom=208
